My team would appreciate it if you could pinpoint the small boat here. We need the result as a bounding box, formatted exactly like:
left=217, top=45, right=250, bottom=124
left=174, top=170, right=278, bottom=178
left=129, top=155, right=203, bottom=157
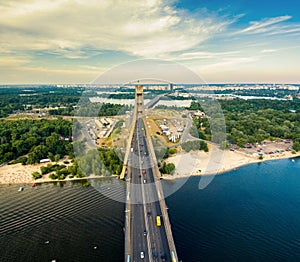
left=18, top=186, right=24, bottom=192
left=292, top=159, right=295, bottom=163
left=32, top=183, right=37, bottom=188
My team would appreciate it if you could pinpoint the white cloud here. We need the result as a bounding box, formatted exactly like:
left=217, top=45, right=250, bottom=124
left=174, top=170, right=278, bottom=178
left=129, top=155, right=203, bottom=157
left=261, top=49, right=277, bottom=53
left=0, top=0, right=233, bottom=58
left=239, top=15, right=292, bottom=34
left=176, top=50, right=241, bottom=61
left=266, top=24, right=300, bottom=35
left=198, top=56, right=259, bottom=73
left=234, top=15, right=300, bottom=37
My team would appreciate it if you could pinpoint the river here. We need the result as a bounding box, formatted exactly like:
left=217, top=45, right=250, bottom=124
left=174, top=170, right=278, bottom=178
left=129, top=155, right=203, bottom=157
left=1, top=158, right=300, bottom=261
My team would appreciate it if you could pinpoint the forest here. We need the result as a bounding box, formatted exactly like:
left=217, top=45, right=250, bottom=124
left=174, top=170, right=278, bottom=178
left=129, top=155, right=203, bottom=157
left=0, top=118, right=73, bottom=165
left=189, top=87, right=297, bottom=98
left=0, top=86, right=132, bottom=118
left=74, top=101, right=131, bottom=117
left=32, top=147, right=123, bottom=180
left=0, top=86, right=81, bottom=118
left=189, top=99, right=300, bottom=149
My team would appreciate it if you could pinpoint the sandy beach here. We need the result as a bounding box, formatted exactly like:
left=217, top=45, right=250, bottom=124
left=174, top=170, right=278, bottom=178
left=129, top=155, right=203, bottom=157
left=0, top=161, right=113, bottom=185
left=163, top=146, right=300, bottom=180
left=1, top=146, right=299, bottom=185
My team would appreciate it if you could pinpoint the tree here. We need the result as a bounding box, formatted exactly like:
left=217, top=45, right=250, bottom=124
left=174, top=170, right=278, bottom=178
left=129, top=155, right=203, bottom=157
left=32, top=171, right=42, bottom=179
left=49, top=173, right=58, bottom=179
left=165, top=163, right=175, bottom=174
left=189, top=126, right=198, bottom=138
left=236, top=138, right=247, bottom=148
left=46, top=133, right=60, bottom=154
left=54, top=154, right=60, bottom=162
left=169, top=148, right=177, bottom=154
left=293, top=141, right=300, bottom=152
left=47, top=152, right=54, bottom=162
left=159, top=162, right=175, bottom=174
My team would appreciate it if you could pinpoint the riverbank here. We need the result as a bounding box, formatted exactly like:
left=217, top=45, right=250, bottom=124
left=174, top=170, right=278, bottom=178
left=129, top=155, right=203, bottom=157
left=0, top=162, right=116, bottom=185
left=1, top=147, right=299, bottom=185
left=163, top=146, right=300, bottom=180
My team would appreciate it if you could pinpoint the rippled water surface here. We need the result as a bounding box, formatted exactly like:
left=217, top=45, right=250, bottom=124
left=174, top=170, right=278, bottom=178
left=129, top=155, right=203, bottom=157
left=2, top=158, right=300, bottom=261
left=0, top=180, right=125, bottom=262
left=165, top=157, right=300, bottom=262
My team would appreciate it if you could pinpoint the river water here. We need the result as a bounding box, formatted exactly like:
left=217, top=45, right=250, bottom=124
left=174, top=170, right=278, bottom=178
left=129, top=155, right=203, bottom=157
left=1, top=158, right=300, bottom=261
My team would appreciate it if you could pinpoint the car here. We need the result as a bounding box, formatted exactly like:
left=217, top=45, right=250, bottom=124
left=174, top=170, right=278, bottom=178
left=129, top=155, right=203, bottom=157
left=140, top=251, right=145, bottom=259
left=143, top=179, right=147, bottom=184
left=152, top=251, right=158, bottom=258
left=147, top=211, right=151, bottom=216
left=142, top=170, right=146, bottom=174
left=143, top=230, right=147, bottom=236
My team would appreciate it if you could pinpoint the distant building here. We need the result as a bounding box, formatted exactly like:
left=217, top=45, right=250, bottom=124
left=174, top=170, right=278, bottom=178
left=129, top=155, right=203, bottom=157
left=284, top=95, right=293, bottom=101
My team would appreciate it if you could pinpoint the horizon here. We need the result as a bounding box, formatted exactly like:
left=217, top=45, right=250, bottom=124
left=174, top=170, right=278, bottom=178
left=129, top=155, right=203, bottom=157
left=1, top=83, right=300, bottom=86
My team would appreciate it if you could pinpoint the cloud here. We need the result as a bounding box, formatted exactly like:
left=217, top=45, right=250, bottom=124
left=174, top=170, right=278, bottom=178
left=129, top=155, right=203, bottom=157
left=235, top=15, right=300, bottom=36
left=0, top=56, right=30, bottom=66
left=0, top=61, right=100, bottom=84
left=176, top=50, right=241, bottom=61
left=198, top=56, right=259, bottom=73
left=261, top=49, right=277, bottom=53
left=239, top=15, right=292, bottom=34
left=0, top=0, right=233, bottom=59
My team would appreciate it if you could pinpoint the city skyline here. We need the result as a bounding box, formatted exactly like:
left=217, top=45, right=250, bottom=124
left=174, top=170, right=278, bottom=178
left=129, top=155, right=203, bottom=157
left=1, top=0, right=300, bottom=84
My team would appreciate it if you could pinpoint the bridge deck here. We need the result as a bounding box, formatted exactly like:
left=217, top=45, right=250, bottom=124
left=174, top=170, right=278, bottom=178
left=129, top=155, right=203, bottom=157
left=123, top=85, right=178, bottom=262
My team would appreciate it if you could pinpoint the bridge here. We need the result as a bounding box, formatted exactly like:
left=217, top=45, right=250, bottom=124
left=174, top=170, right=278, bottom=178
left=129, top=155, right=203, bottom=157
left=122, top=84, right=179, bottom=261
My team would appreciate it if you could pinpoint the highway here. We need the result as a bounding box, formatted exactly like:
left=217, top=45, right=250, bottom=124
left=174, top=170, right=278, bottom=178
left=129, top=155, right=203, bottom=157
left=126, top=118, right=171, bottom=261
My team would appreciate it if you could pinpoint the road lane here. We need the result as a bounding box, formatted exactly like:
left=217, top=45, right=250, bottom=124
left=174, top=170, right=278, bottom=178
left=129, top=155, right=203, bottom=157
left=126, top=118, right=173, bottom=261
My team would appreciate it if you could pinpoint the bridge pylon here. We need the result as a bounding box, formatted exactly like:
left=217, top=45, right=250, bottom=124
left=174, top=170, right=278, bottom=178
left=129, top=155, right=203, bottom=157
left=120, top=83, right=144, bottom=180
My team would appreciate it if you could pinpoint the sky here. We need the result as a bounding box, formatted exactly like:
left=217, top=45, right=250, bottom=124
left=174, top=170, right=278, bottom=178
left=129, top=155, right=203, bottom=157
left=0, top=0, right=300, bottom=84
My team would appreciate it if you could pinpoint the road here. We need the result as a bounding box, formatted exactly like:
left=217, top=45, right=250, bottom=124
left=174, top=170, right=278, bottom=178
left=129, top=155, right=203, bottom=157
left=180, top=113, right=194, bottom=143
left=126, top=118, right=171, bottom=261
left=172, top=113, right=220, bottom=148
left=145, top=94, right=165, bottom=109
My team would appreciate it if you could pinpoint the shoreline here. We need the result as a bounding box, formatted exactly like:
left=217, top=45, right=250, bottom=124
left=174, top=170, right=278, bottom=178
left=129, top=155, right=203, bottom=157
left=1, top=150, right=299, bottom=185
left=162, top=148, right=300, bottom=180
left=0, top=174, right=117, bottom=186
left=0, top=159, right=118, bottom=185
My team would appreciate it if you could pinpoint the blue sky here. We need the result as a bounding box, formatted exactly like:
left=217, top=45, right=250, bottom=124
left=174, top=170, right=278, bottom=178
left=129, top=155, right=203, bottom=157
left=0, top=0, right=299, bottom=84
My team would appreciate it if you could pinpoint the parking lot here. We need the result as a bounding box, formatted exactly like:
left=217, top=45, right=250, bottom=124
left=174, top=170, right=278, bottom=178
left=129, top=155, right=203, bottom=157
left=237, top=140, right=293, bottom=157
